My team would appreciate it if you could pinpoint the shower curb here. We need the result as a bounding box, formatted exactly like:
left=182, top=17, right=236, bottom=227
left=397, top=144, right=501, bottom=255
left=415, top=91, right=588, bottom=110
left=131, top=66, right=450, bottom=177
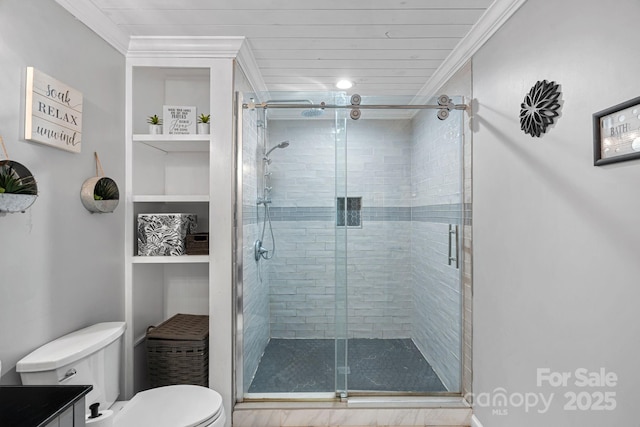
left=233, top=400, right=472, bottom=427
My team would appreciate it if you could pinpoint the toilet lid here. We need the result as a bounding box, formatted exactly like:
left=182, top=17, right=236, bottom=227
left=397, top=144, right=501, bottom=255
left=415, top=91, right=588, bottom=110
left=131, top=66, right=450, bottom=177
left=114, top=385, right=223, bottom=427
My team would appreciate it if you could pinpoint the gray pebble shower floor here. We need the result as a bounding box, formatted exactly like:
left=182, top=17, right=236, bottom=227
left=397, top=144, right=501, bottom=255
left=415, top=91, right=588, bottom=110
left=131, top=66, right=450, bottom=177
left=248, top=338, right=447, bottom=393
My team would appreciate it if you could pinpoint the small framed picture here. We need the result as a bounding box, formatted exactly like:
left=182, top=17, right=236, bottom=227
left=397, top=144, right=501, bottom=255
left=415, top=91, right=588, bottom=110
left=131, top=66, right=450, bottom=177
left=163, top=105, right=196, bottom=135
left=593, top=96, right=640, bottom=166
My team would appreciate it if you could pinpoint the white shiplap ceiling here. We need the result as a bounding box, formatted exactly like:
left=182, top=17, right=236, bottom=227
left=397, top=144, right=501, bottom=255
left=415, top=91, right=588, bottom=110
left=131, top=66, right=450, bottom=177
left=57, top=0, right=524, bottom=99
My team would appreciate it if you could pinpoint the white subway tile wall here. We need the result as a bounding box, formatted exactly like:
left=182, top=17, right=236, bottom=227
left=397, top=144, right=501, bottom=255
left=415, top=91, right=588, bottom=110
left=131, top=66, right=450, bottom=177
left=411, top=108, right=463, bottom=391
left=266, top=119, right=415, bottom=339
left=242, top=108, right=270, bottom=392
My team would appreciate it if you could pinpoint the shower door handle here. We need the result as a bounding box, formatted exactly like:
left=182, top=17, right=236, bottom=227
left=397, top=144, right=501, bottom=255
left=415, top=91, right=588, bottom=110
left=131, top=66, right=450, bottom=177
left=448, top=224, right=459, bottom=269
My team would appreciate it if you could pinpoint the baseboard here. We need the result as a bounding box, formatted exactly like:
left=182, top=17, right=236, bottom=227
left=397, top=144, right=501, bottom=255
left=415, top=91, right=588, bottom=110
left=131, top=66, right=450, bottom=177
left=471, top=414, right=484, bottom=427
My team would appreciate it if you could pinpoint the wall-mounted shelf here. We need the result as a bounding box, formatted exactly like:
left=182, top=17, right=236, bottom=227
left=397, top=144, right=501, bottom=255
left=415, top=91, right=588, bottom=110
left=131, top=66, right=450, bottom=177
left=132, top=255, right=209, bottom=264
left=133, top=195, right=209, bottom=203
left=133, top=134, right=210, bottom=152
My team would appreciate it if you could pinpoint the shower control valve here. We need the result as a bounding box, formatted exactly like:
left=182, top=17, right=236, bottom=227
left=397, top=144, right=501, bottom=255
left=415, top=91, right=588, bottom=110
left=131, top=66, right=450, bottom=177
left=254, top=240, right=269, bottom=261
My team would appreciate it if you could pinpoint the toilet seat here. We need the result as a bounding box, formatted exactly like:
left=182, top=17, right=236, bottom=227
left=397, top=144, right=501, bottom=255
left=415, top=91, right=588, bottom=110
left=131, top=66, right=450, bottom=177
left=114, top=384, right=223, bottom=427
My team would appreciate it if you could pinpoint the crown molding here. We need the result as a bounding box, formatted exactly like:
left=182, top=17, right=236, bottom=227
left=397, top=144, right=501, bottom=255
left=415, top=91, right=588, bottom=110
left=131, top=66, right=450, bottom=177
left=55, top=0, right=267, bottom=96
left=414, top=0, right=528, bottom=101
left=55, top=0, right=129, bottom=55
left=125, top=36, right=268, bottom=95
left=127, top=36, right=246, bottom=58
left=236, top=40, right=268, bottom=96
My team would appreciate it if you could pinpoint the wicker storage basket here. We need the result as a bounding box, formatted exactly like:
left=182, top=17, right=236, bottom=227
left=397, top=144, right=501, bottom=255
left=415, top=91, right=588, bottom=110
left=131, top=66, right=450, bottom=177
left=146, top=314, right=209, bottom=388
left=186, top=232, right=209, bottom=255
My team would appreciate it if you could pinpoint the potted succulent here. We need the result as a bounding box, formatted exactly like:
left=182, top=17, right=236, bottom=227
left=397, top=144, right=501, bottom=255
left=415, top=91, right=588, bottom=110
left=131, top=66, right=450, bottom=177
left=147, top=114, right=163, bottom=134
left=80, top=153, right=120, bottom=213
left=197, top=113, right=210, bottom=135
left=0, top=160, right=38, bottom=213
left=81, top=176, right=119, bottom=213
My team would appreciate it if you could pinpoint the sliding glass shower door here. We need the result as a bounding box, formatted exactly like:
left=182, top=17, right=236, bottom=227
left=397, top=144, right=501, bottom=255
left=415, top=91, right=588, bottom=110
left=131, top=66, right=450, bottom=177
left=237, top=92, right=465, bottom=400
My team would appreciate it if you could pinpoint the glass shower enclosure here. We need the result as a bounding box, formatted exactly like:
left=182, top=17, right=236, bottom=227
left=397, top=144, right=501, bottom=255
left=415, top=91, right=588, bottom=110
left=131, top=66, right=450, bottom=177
left=235, top=92, right=465, bottom=400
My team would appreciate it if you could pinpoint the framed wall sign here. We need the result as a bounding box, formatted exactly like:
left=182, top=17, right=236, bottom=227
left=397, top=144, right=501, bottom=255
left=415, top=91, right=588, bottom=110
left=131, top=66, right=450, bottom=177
left=593, top=96, right=640, bottom=166
left=24, top=67, right=83, bottom=153
left=163, top=105, right=196, bottom=135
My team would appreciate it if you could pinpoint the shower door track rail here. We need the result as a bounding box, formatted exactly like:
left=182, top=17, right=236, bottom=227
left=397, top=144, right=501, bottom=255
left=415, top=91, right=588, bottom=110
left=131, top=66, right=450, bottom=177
left=242, top=93, right=468, bottom=120
left=244, top=102, right=468, bottom=111
left=243, top=94, right=467, bottom=120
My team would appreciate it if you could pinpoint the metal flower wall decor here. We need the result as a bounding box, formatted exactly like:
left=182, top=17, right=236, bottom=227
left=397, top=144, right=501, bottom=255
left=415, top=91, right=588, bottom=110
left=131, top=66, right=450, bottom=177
left=520, top=80, right=562, bottom=137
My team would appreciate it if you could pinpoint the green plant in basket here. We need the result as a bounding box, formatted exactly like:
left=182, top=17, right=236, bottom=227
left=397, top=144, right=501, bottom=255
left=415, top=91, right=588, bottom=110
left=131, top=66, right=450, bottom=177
left=0, top=161, right=37, bottom=195
left=197, top=113, right=210, bottom=124
left=93, top=177, right=119, bottom=201
left=147, top=114, right=162, bottom=125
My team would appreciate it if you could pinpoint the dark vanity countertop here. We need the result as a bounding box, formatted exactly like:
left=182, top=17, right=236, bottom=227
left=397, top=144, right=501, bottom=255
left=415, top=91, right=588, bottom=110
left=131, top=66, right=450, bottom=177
left=0, top=385, right=92, bottom=427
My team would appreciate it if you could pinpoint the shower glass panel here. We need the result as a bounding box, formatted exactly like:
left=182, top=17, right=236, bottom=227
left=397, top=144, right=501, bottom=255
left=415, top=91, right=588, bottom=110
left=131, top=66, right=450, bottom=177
left=237, top=92, right=464, bottom=400
left=335, top=107, right=349, bottom=397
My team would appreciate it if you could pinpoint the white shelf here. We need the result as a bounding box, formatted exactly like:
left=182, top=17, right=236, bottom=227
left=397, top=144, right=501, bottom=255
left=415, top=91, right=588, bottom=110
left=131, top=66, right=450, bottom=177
left=133, top=195, right=210, bottom=203
left=133, top=134, right=210, bottom=152
left=132, top=255, right=209, bottom=264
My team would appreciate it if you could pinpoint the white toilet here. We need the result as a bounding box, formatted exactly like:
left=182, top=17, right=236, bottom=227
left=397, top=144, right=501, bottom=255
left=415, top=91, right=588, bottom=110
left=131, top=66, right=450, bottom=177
left=16, top=322, right=225, bottom=427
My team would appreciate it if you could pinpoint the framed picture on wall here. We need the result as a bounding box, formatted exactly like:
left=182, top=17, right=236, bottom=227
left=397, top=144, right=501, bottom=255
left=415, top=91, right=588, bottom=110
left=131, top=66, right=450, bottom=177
left=593, top=96, right=640, bottom=166
left=24, top=67, right=83, bottom=153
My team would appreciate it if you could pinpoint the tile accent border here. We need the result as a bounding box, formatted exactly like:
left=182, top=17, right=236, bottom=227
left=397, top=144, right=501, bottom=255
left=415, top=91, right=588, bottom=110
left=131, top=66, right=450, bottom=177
left=244, top=203, right=472, bottom=225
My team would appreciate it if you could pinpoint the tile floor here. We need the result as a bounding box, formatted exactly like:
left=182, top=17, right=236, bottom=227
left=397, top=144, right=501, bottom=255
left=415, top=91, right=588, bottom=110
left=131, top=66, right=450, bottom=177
left=248, top=338, right=447, bottom=393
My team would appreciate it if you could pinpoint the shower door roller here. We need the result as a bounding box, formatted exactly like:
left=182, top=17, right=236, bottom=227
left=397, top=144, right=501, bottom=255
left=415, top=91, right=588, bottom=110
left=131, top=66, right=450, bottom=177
left=437, top=109, right=449, bottom=121
left=437, top=94, right=451, bottom=106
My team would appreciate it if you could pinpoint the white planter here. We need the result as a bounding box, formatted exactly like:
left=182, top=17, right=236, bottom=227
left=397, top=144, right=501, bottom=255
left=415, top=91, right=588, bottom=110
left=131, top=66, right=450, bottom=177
left=149, top=124, right=163, bottom=134
left=197, top=123, right=210, bottom=135
left=0, top=193, right=38, bottom=213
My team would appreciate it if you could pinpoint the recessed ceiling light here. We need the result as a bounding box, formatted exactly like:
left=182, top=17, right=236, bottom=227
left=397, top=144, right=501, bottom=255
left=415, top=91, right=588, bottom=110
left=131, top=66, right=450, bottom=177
left=336, top=79, right=354, bottom=89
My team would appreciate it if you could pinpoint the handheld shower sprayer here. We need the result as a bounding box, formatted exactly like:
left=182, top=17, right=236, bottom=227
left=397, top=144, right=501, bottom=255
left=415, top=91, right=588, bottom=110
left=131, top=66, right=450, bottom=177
left=255, top=140, right=290, bottom=262
left=265, top=140, right=290, bottom=157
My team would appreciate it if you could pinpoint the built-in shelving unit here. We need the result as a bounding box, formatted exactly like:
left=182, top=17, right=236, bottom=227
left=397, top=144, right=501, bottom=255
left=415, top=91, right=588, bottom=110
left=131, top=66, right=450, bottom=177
left=125, top=60, right=215, bottom=398
left=123, top=39, right=253, bottom=423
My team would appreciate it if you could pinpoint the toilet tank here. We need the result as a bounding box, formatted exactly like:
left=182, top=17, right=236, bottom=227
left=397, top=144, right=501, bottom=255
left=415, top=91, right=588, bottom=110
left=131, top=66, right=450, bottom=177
left=16, top=322, right=126, bottom=411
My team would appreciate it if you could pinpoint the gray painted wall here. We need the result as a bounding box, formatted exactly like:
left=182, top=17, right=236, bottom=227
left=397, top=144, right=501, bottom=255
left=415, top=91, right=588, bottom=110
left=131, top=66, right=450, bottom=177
left=472, top=0, right=640, bottom=425
left=0, top=0, right=125, bottom=383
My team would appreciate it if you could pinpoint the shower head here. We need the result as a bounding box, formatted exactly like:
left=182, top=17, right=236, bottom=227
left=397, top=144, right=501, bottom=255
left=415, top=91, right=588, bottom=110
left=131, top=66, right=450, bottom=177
left=265, top=140, right=290, bottom=157
left=265, top=99, right=324, bottom=118
left=301, top=108, right=324, bottom=117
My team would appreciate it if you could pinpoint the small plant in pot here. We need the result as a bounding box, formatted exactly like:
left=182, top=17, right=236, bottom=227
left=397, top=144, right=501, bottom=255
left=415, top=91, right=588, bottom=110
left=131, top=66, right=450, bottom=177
left=147, top=114, right=163, bottom=134
left=0, top=160, right=38, bottom=213
left=81, top=177, right=120, bottom=213
left=197, top=113, right=210, bottom=135
left=93, top=177, right=119, bottom=201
